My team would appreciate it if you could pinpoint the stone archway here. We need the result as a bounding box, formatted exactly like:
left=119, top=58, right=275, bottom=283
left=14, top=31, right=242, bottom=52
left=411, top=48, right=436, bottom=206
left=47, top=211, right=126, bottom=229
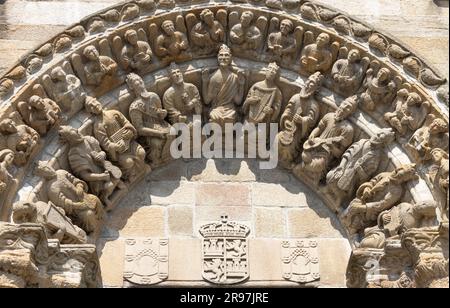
left=0, top=0, right=448, bottom=288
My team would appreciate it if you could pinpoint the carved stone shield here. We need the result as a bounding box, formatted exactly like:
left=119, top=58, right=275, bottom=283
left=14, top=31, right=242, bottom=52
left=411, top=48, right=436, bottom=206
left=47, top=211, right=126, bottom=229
left=281, top=239, right=320, bottom=283
left=123, top=238, right=168, bottom=285
left=199, top=216, right=250, bottom=285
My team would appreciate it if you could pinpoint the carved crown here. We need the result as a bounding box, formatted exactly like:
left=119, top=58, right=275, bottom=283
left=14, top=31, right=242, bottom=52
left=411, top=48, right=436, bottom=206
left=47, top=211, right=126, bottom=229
left=199, top=216, right=250, bottom=238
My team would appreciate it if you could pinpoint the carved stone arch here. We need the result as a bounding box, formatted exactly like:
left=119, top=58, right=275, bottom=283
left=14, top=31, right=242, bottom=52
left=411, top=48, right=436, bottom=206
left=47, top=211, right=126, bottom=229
left=0, top=1, right=448, bottom=288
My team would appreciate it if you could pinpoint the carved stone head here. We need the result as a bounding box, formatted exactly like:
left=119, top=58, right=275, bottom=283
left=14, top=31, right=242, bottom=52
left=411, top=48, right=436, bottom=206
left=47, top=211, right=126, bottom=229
left=240, top=11, right=254, bottom=28
left=12, top=201, right=38, bottom=224
left=217, top=44, right=232, bottom=67
left=161, top=20, right=175, bottom=36
left=0, top=118, right=17, bottom=134
left=335, top=95, right=358, bottom=121
left=200, top=9, right=214, bottom=25
left=265, top=62, right=280, bottom=82
left=430, top=148, right=448, bottom=164
left=376, top=67, right=391, bottom=83
left=302, top=72, right=324, bottom=97
left=0, top=149, right=15, bottom=166
left=406, top=92, right=421, bottom=106
left=35, top=160, right=57, bottom=179
left=85, top=96, right=103, bottom=115
left=348, top=49, right=361, bottom=63
left=126, top=73, right=146, bottom=95
left=371, top=128, right=395, bottom=146
left=280, top=19, right=294, bottom=35
left=391, top=164, right=418, bottom=183
left=29, top=95, right=45, bottom=110
left=124, top=29, right=139, bottom=45
left=316, top=33, right=330, bottom=48
left=50, top=67, right=67, bottom=81
left=59, top=125, right=83, bottom=145
left=429, top=118, right=448, bottom=134
left=83, top=45, right=100, bottom=61
left=168, top=63, right=184, bottom=85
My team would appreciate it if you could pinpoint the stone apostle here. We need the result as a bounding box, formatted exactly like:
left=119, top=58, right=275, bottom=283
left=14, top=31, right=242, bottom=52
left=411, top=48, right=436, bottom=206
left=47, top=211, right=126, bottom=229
left=16, top=95, right=61, bottom=135
left=242, top=62, right=282, bottom=125
left=47, top=66, right=86, bottom=113
left=267, top=19, right=298, bottom=64
left=230, top=11, right=263, bottom=55
left=59, top=126, right=124, bottom=209
left=331, top=49, right=368, bottom=97
left=85, top=97, right=148, bottom=182
left=361, top=67, right=397, bottom=111
left=0, top=118, right=39, bottom=166
left=300, top=95, right=357, bottom=183
left=190, top=9, right=225, bottom=55
left=127, top=73, right=174, bottom=165
left=163, top=63, right=202, bottom=126
left=202, top=44, right=246, bottom=127
left=121, top=29, right=153, bottom=71
left=155, top=20, right=189, bottom=61
left=276, top=72, right=322, bottom=169
left=429, top=148, right=449, bottom=223
left=0, top=149, right=14, bottom=194
left=341, top=164, right=418, bottom=237
left=326, top=128, right=395, bottom=209
left=406, top=118, right=449, bottom=162
left=300, top=33, right=334, bottom=74
left=82, top=45, right=118, bottom=86
left=35, top=161, right=104, bottom=234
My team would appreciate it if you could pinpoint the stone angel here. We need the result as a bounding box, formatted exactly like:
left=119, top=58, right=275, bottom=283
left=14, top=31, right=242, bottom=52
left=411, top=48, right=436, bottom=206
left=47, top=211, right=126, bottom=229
left=112, top=28, right=153, bottom=72
left=267, top=17, right=304, bottom=65
left=185, top=8, right=227, bottom=56
left=360, top=60, right=402, bottom=111
left=331, top=47, right=370, bottom=97
left=41, top=61, right=87, bottom=114
left=299, top=31, right=340, bottom=75
left=229, top=10, right=268, bottom=58
left=149, top=16, right=191, bottom=63
left=71, top=41, right=118, bottom=88
left=15, top=94, right=61, bottom=135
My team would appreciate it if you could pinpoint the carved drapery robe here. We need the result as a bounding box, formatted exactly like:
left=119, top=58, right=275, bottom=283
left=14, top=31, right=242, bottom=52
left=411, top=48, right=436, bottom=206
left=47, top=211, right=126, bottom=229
left=207, top=69, right=240, bottom=125
left=244, top=81, right=282, bottom=124
left=331, top=59, right=364, bottom=96
left=163, top=83, right=201, bottom=125
left=122, top=41, right=152, bottom=71
left=84, top=56, right=117, bottom=86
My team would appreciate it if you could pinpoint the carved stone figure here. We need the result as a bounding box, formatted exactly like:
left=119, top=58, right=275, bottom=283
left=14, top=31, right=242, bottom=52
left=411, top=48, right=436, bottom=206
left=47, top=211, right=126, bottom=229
left=163, top=63, right=202, bottom=126
left=127, top=73, right=174, bottom=165
left=0, top=78, right=14, bottom=99
left=85, top=97, right=148, bottom=182
left=0, top=149, right=14, bottom=194
left=0, top=118, right=39, bottom=166
left=229, top=11, right=264, bottom=56
left=12, top=200, right=88, bottom=244
left=59, top=125, right=124, bottom=209
left=121, top=29, right=153, bottom=71
left=359, top=201, right=437, bottom=249
left=242, top=62, right=282, bottom=125
left=299, top=32, right=338, bottom=74
left=299, top=95, right=357, bottom=182
left=428, top=148, right=449, bottom=222
left=187, top=9, right=226, bottom=55
left=341, top=164, right=418, bottom=237
left=80, top=45, right=118, bottom=86
left=42, top=66, right=87, bottom=113
left=276, top=72, right=322, bottom=169
left=331, top=49, right=369, bottom=97
left=406, top=118, right=449, bottom=162
left=267, top=18, right=302, bottom=64
left=16, top=95, right=61, bottom=135
left=153, top=19, right=189, bottom=62
left=361, top=66, right=399, bottom=111
left=384, top=89, right=430, bottom=136
left=326, top=128, right=395, bottom=209
left=202, top=44, right=246, bottom=127
left=35, top=161, right=104, bottom=234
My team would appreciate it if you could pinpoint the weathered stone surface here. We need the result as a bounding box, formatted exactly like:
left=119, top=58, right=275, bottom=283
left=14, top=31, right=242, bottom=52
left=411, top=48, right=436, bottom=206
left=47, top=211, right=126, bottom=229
left=253, top=207, right=286, bottom=238
left=149, top=181, right=196, bottom=206
left=251, top=183, right=308, bottom=207
left=168, top=205, right=193, bottom=236
left=249, top=239, right=283, bottom=281
left=194, top=206, right=253, bottom=228
left=97, top=238, right=124, bottom=288
left=317, top=239, right=352, bottom=287
left=168, top=238, right=203, bottom=281
left=195, top=183, right=251, bottom=206
left=286, top=208, right=345, bottom=238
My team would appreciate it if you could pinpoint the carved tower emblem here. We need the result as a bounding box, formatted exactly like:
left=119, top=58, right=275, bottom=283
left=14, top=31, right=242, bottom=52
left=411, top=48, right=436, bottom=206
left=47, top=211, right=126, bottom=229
left=281, top=239, right=320, bottom=283
left=199, top=216, right=250, bottom=285
left=123, top=238, right=168, bottom=285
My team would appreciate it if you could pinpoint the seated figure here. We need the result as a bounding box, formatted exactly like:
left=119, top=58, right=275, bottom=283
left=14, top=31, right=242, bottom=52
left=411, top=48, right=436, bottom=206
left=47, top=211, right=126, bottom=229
left=16, top=95, right=61, bottom=135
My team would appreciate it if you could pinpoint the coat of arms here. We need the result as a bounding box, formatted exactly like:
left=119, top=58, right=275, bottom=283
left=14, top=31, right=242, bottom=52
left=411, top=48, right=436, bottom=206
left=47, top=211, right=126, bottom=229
left=281, top=239, right=320, bottom=283
left=199, top=216, right=250, bottom=285
left=123, top=238, right=168, bottom=285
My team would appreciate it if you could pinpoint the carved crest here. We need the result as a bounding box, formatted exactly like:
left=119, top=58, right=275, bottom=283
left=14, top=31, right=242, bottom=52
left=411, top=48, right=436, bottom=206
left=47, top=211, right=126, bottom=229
left=199, top=216, right=250, bottom=285
left=281, top=239, right=320, bottom=283
left=123, top=238, right=168, bottom=285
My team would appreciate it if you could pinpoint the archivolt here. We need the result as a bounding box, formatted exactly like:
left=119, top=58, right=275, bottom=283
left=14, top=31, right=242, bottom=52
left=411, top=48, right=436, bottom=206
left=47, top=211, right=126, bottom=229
left=0, top=0, right=448, bottom=288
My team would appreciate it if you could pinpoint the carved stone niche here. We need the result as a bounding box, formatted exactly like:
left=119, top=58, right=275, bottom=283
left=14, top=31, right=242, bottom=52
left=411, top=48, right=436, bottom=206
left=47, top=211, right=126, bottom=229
left=0, top=222, right=101, bottom=288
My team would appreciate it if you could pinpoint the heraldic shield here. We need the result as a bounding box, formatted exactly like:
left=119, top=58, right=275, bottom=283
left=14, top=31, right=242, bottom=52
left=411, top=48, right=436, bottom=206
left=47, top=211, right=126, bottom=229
left=124, top=238, right=168, bottom=285
left=281, top=239, right=320, bottom=283
left=199, top=216, right=250, bottom=285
